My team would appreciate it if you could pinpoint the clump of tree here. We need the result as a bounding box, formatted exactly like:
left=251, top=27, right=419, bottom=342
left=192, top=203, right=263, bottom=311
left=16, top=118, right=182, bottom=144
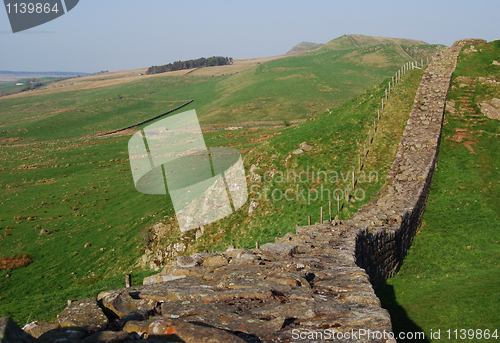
left=146, top=56, right=233, bottom=75
left=23, top=80, right=43, bottom=91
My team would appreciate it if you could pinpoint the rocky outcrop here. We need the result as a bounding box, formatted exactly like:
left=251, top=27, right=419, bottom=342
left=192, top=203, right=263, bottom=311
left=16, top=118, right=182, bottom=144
left=2, top=40, right=474, bottom=343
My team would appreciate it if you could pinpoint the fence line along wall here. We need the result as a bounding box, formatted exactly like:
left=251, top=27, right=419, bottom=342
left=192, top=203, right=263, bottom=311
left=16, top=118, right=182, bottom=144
left=17, top=40, right=480, bottom=343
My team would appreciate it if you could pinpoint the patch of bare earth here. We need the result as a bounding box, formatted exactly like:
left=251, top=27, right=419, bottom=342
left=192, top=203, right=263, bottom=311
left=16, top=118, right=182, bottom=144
left=449, top=128, right=476, bottom=153
left=0, top=254, right=33, bottom=270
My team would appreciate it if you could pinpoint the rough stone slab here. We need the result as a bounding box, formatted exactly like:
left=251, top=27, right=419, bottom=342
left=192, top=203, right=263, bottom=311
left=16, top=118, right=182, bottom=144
left=202, top=255, right=229, bottom=267
left=57, top=298, right=108, bottom=329
left=0, top=317, right=39, bottom=343
left=81, top=330, right=133, bottom=343
left=117, top=309, right=149, bottom=329
left=143, top=274, right=186, bottom=285
left=216, top=274, right=295, bottom=293
left=100, top=289, right=138, bottom=318
left=161, top=301, right=237, bottom=319
left=22, top=321, right=59, bottom=339
left=187, top=311, right=285, bottom=337
left=259, top=243, right=298, bottom=255
left=37, top=327, right=87, bottom=343
left=124, top=318, right=247, bottom=343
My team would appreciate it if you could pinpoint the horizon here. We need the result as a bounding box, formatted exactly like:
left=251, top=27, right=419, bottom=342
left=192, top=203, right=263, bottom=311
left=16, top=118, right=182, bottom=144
left=0, top=34, right=440, bottom=75
left=1, top=0, right=499, bottom=74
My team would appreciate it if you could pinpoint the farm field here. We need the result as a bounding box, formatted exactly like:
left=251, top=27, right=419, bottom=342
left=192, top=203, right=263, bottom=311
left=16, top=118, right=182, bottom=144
left=0, top=35, right=441, bottom=324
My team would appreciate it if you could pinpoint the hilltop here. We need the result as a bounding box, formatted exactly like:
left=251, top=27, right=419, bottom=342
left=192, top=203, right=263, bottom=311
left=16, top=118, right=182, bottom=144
left=286, top=41, right=323, bottom=54
left=322, top=34, right=428, bottom=50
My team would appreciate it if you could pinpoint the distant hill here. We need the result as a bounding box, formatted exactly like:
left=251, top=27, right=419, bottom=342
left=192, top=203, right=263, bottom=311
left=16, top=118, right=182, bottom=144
left=286, top=41, right=323, bottom=54
left=0, top=70, right=90, bottom=81
left=285, top=35, right=445, bottom=64
left=321, top=34, right=430, bottom=50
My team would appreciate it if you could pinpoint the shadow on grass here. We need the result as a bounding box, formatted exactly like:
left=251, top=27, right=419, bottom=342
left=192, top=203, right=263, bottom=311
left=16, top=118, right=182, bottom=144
left=376, top=281, right=429, bottom=342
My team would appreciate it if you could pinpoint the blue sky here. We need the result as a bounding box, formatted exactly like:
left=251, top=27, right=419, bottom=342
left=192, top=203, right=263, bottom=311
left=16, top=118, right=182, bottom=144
left=1, top=0, right=499, bottom=73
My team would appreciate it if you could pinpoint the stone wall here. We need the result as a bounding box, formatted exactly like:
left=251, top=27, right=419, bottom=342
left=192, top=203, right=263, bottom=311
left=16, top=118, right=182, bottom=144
left=4, top=41, right=478, bottom=343
left=353, top=41, right=463, bottom=288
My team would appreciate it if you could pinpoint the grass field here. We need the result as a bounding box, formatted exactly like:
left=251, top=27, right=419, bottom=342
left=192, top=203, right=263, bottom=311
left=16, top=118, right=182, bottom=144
left=377, top=40, right=500, bottom=342
left=0, top=35, right=439, bottom=325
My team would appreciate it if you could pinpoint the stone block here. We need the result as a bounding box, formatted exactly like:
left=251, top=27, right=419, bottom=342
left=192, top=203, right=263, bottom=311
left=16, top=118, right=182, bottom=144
left=260, top=243, right=298, bottom=256
left=57, top=297, right=108, bottom=329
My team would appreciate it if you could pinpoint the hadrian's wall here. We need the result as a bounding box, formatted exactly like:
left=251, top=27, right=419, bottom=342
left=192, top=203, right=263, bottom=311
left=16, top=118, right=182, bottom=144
left=13, top=40, right=484, bottom=343
left=353, top=38, right=485, bottom=289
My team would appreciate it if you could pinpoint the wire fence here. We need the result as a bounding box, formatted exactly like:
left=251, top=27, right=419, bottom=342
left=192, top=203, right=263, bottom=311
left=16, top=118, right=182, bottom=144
left=293, top=58, right=431, bottom=228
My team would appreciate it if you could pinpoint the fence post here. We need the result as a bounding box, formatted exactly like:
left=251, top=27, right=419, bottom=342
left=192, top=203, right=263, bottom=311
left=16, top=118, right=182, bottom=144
left=329, top=200, right=332, bottom=221
left=320, top=207, right=323, bottom=223
left=377, top=108, right=380, bottom=121
left=381, top=98, right=384, bottom=110
left=125, top=274, right=131, bottom=288
left=308, top=215, right=311, bottom=225
left=385, top=88, right=388, bottom=100
left=256, top=241, right=259, bottom=249
left=388, top=82, right=391, bottom=95
left=337, top=194, right=340, bottom=213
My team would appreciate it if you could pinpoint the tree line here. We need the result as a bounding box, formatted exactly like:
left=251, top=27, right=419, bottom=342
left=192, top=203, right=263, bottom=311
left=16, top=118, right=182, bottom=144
left=146, top=56, right=233, bottom=75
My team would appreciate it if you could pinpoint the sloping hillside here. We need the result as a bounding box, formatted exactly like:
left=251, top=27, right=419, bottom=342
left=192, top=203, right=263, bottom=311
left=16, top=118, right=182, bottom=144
left=0, top=35, right=442, bottom=143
